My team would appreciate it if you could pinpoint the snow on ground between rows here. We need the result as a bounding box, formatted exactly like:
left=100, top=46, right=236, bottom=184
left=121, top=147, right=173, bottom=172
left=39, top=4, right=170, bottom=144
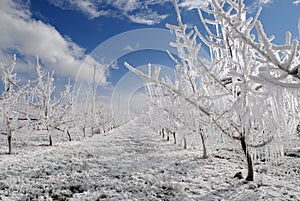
left=0, top=118, right=299, bottom=200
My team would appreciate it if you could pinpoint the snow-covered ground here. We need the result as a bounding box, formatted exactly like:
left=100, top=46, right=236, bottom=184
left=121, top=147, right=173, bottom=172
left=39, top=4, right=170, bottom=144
left=0, top=119, right=299, bottom=200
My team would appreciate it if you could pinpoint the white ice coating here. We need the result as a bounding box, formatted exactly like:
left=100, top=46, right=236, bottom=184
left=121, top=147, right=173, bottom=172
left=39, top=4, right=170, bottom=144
left=125, top=0, right=300, bottom=166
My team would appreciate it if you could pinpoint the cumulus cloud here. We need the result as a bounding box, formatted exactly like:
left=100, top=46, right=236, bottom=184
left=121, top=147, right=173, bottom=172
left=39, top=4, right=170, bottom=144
left=48, top=0, right=170, bottom=25
left=294, top=0, right=300, bottom=4
left=0, top=0, right=107, bottom=85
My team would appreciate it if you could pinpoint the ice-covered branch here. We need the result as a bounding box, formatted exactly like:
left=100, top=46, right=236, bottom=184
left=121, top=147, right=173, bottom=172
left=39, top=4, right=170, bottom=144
left=125, top=62, right=235, bottom=139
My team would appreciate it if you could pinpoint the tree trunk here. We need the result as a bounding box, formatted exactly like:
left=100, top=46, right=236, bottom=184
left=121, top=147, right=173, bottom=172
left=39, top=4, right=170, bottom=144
left=162, top=128, right=165, bottom=139
left=241, top=136, right=254, bottom=181
left=49, top=135, right=53, bottom=146
left=173, top=132, right=176, bottom=144
left=67, top=130, right=72, bottom=141
left=183, top=136, right=187, bottom=149
left=83, top=127, right=86, bottom=137
left=6, top=120, right=12, bottom=154
left=200, top=132, right=208, bottom=158
left=7, top=129, right=12, bottom=155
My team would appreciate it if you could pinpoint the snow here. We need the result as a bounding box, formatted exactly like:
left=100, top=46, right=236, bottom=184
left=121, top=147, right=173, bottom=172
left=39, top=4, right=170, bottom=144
left=0, top=118, right=299, bottom=200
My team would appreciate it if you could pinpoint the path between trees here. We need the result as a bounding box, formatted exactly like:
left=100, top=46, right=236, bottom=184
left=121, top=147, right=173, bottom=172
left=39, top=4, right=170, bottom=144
left=0, top=119, right=299, bottom=200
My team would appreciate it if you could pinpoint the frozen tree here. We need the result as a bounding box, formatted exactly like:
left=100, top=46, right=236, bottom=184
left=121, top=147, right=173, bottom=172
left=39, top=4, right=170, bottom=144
left=0, top=55, right=18, bottom=154
left=29, top=58, right=56, bottom=145
left=95, top=104, right=114, bottom=133
left=145, top=81, right=208, bottom=155
left=27, top=58, right=75, bottom=145
left=125, top=0, right=300, bottom=181
left=200, top=0, right=300, bottom=180
left=143, top=67, right=180, bottom=143
left=51, top=78, right=76, bottom=141
left=0, top=54, right=116, bottom=151
left=73, top=87, right=114, bottom=137
left=0, top=55, right=30, bottom=154
left=75, top=90, right=96, bottom=137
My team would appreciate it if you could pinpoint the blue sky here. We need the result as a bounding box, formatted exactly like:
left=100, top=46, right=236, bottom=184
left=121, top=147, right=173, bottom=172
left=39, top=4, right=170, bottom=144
left=0, top=0, right=299, bottom=103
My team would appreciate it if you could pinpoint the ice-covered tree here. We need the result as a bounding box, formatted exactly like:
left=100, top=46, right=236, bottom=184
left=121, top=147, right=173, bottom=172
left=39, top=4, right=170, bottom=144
left=51, top=78, right=75, bottom=141
left=0, top=55, right=18, bottom=154
left=145, top=79, right=208, bottom=156
left=0, top=55, right=30, bottom=154
left=26, top=58, right=75, bottom=145
left=0, top=54, right=117, bottom=151
left=28, top=58, right=56, bottom=145
left=125, top=0, right=300, bottom=181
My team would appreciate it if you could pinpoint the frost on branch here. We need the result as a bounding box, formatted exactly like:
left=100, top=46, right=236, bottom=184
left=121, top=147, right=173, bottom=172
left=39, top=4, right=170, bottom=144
left=125, top=0, right=300, bottom=181
left=0, top=55, right=29, bottom=154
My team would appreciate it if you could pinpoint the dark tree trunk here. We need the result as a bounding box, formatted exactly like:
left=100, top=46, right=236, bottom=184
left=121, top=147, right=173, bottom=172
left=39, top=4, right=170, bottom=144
left=6, top=121, right=12, bottom=154
left=67, top=130, right=72, bottom=141
left=162, top=128, right=165, bottom=139
left=173, top=132, right=176, bottom=144
left=200, top=132, right=208, bottom=158
left=7, top=130, right=12, bottom=155
left=49, top=135, right=53, bottom=146
left=241, top=136, right=254, bottom=181
left=83, top=127, right=86, bottom=137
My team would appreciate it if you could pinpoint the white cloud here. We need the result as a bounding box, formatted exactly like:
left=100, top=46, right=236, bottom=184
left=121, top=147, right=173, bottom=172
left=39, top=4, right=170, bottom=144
left=246, top=0, right=274, bottom=13
left=294, top=0, right=300, bottom=4
left=48, top=0, right=170, bottom=25
left=48, top=0, right=109, bottom=19
left=0, top=0, right=108, bottom=85
left=178, top=0, right=209, bottom=10
left=259, top=0, right=273, bottom=4
left=128, top=11, right=168, bottom=25
left=72, top=0, right=109, bottom=18
left=111, top=0, right=140, bottom=12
